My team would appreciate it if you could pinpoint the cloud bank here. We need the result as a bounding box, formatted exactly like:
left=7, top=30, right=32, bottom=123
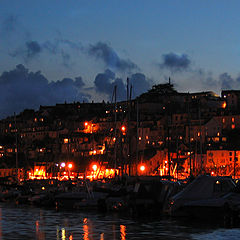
left=0, top=64, right=89, bottom=118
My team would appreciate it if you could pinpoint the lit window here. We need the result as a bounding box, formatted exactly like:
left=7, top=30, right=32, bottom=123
left=232, top=118, right=235, bottom=123
left=222, top=118, right=225, bottom=123
left=232, top=124, right=235, bottom=129
left=64, top=138, right=69, bottom=144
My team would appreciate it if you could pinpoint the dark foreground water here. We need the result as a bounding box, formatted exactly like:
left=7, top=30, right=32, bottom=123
left=0, top=203, right=239, bottom=240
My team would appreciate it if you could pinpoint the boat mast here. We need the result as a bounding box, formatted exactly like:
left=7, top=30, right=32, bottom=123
left=187, top=93, right=192, bottom=176
left=113, top=85, right=117, bottom=171
left=167, top=78, right=171, bottom=178
left=14, top=112, right=18, bottom=181
left=136, top=99, right=139, bottom=175
left=126, top=77, right=131, bottom=176
left=198, top=101, right=203, bottom=175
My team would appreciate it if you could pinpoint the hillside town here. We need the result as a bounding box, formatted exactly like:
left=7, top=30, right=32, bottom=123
left=1, top=82, right=240, bottom=181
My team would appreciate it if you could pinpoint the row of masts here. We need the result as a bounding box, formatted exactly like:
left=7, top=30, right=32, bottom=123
left=111, top=77, right=204, bottom=178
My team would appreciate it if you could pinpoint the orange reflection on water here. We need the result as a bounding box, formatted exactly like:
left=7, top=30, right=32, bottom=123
left=83, top=218, right=89, bottom=240
left=36, top=220, right=45, bottom=240
left=120, top=225, right=126, bottom=240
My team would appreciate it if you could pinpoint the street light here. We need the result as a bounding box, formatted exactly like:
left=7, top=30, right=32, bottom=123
left=138, top=164, right=146, bottom=175
left=92, top=164, right=98, bottom=171
left=121, top=125, right=126, bottom=132
left=140, top=165, right=145, bottom=172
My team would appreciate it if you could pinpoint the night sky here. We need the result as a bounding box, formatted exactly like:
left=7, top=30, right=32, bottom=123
left=1, top=1, right=240, bottom=118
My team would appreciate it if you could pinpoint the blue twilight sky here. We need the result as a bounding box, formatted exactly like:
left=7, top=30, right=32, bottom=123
left=0, top=0, right=240, bottom=117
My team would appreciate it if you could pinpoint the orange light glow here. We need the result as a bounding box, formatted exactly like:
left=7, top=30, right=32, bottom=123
left=84, top=122, right=88, bottom=127
left=68, top=163, right=73, bottom=169
left=30, top=166, right=46, bottom=179
left=140, top=165, right=145, bottom=172
left=222, top=102, right=227, bottom=108
left=92, top=164, right=98, bottom=171
left=121, top=126, right=126, bottom=132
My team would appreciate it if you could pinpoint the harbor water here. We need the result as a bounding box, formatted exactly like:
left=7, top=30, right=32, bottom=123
left=0, top=203, right=239, bottom=240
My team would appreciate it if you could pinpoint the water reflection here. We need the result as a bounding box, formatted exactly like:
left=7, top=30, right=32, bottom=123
left=0, top=203, right=240, bottom=240
left=100, top=232, right=104, bottom=240
left=62, top=228, right=66, bottom=240
left=83, top=218, right=89, bottom=240
left=120, top=225, right=126, bottom=240
left=112, top=222, right=116, bottom=240
left=36, top=220, right=45, bottom=240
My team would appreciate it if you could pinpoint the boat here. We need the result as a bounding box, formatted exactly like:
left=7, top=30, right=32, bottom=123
left=168, top=175, right=237, bottom=222
left=127, top=176, right=182, bottom=216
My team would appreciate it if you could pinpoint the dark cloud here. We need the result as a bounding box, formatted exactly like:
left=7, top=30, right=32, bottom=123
left=219, top=72, right=235, bottom=90
left=10, top=39, right=82, bottom=67
left=10, top=41, right=42, bottom=62
left=160, top=53, right=191, bottom=72
left=88, top=42, right=138, bottom=72
left=26, top=41, right=42, bottom=58
left=129, top=73, right=150, bottom=98
left=94, top=69, right=126, bottom=101
left=218, top=72, right=240, bottom=90
left=94, top=69, right=116, bottom=94
left=75, top=77, right=85, bottom=88
left=93, top=70, right=151, bottom=101
left=0, top=65, right=89, bottom=118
